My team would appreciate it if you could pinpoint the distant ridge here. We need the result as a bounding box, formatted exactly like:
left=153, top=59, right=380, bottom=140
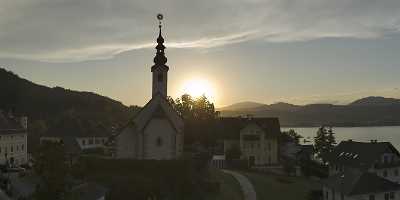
left=220, top=96, right=400, bottom=127
left=219, top=101, right=267, bottom=111
left=349, top=96, right=400, bottom=106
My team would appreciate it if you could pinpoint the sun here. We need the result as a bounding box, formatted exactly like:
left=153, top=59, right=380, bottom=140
left=181, top=79, right=216, bottom=102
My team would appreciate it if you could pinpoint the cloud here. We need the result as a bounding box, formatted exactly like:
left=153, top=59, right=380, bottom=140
left=0, top=0, right=399, bottom=62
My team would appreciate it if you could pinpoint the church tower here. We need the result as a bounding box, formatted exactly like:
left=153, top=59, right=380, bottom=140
left=151, top=14, right=169, bottom=98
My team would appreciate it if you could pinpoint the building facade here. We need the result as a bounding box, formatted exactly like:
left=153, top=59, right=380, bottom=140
left=219, top=117, right=280, bottom=166
left=115, top=17, right=184, bottom=160
left=323, top=170, right=400, bottom=200
left=327, top=140, right=400, bottom=183
left=0, top=111, right=28, bottom=166
left=41, top=136, right=108, bottom=151
left=323, top=140, right=400, bottom=199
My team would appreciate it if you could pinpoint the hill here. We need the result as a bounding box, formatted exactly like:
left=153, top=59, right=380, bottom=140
left=219, top=101, right=267, bottom=111
left=220, top=97, right=400, bottom=127
left=349, top=96, right=400, bottom=106
left=0, top=68, right=139, bottom=148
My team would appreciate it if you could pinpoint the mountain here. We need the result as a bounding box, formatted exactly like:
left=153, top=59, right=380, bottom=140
left=0, top=68, right=139, bottom=142
left=349, top=96, right=400, bottom=106
left=219, top=101, right=267, bottom=111
left=220, top=97, right=400, bottom=127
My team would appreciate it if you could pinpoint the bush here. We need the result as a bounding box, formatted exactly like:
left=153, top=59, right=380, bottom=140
left=226, top=159, right=248, bottom=170
left=76, top=157, right=215, bottom=200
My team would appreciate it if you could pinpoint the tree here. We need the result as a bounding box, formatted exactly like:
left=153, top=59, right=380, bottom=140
left=225, top=144, right=241, bottom=161
left=169, top=94, right=219, bottom=147
left=314, top=126, right=336, bottom=163
left=32, top=141, right=68, bottom=200
left=280, top=129, right=303, bottom=144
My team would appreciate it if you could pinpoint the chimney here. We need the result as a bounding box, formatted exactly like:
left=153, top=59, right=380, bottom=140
left=20, top=116, right=28, bottom=130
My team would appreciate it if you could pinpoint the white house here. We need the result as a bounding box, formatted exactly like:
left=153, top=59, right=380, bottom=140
left=219, top=117, right=280, bottom=166
left=0, top=110, right=28, bottom=166
left=323, top=140, right=400, bottom=199
left=323, top=169, right=400, bottom=200
left=40, top=119, right=109, bottom=153
left=326, top=140, right=400, bottom=183
left=115, top=18, right=184, bottom=160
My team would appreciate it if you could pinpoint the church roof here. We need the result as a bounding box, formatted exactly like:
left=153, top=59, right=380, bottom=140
left=132, top=94, right=184, bottom=133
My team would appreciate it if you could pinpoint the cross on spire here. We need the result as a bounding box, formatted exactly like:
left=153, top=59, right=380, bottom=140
left=154, top=14, right=167, bottom=65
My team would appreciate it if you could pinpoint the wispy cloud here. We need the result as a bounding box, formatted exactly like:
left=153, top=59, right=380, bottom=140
left=0, top=0, right=399, bottom=62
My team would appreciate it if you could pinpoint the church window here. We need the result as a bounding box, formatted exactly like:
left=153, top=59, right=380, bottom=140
left=156, top=137, right=163, bottom=147
left=384, top=170, right=388, bottom=177
left=89, top=139, right=94, bottom=145
left=82, top=140, right=86, bottom=145
left=158, top=73, right=163, bottom=82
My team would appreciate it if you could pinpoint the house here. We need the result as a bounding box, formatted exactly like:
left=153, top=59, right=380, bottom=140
left=40, top=120, right=109, bottom=154
left=297, top=145, right=315, bottom=162
left=326, top=140, right=400, bottom=183
left=115, top=17, right=184, bottom=160
left=217, top=117, right=280, bottom=166
left=322, top=169, right=400, bottom=200
left=323, top=140, right=400, bottom=199
left=0, top=110, right=28, bottom=167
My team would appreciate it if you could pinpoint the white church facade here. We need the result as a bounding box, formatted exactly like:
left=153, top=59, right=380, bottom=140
left=115, top=16, right=184, bottom=160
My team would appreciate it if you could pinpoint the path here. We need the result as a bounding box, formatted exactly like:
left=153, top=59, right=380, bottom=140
left=222, top=170, right=257, bottom=200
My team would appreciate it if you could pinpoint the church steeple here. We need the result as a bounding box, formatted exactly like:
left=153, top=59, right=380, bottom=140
left=151, top=14, right=169, bottom=98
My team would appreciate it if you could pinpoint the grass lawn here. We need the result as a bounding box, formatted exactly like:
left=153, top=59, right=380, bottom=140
left=241, top=171, right=321, bottom=200
left=206, top=169, right=244, bottom=200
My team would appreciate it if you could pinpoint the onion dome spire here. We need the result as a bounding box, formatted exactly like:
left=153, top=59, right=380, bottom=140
left=154, top=14, right=167, bottom=65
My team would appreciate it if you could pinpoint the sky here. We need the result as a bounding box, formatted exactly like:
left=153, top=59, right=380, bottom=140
left=1, top=0, right=400, bottom=107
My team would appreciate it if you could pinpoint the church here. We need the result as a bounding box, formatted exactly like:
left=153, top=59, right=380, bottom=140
left=115, top=15, right=184, bottom=160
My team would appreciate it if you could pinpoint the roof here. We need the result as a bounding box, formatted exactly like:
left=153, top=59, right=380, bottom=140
left=43, top=117, right=110, bottom=138
left=0, top=110, right=26, bottom=135
left=323, top=170, right=400, bottom=195
left=130, top=94, right=184, bottom=132
left=62, top=137, right=82, bottom=154
left=299, top=145, right=314, bottom=154
left=326, top=141, right=400, bottom=169
left=216, top=117, right=281, bottom=140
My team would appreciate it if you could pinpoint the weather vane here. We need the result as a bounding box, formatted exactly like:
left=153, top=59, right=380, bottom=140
left=157, top=13, right=163, bottom=28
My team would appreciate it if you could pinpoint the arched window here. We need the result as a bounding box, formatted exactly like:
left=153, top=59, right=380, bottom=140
left=156, top=137, right=163, bottom=147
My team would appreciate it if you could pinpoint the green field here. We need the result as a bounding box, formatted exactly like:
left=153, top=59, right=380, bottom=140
left=207, top=169, right=244, bottom=200
left=241, top=171, right=320, bottom=200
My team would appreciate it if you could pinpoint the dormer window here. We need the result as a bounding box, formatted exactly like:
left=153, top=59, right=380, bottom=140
left=158, top=73, right=163, bottom=82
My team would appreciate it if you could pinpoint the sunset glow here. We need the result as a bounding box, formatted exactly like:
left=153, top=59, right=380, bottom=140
left=181, top=79, right=216, bottom=102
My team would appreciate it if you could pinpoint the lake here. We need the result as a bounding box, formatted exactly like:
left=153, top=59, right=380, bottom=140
left=282, top=126, right=400, bottom=150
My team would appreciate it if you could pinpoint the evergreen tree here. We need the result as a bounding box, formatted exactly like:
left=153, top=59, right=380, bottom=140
left=314, top=126, right=336, bottom=163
